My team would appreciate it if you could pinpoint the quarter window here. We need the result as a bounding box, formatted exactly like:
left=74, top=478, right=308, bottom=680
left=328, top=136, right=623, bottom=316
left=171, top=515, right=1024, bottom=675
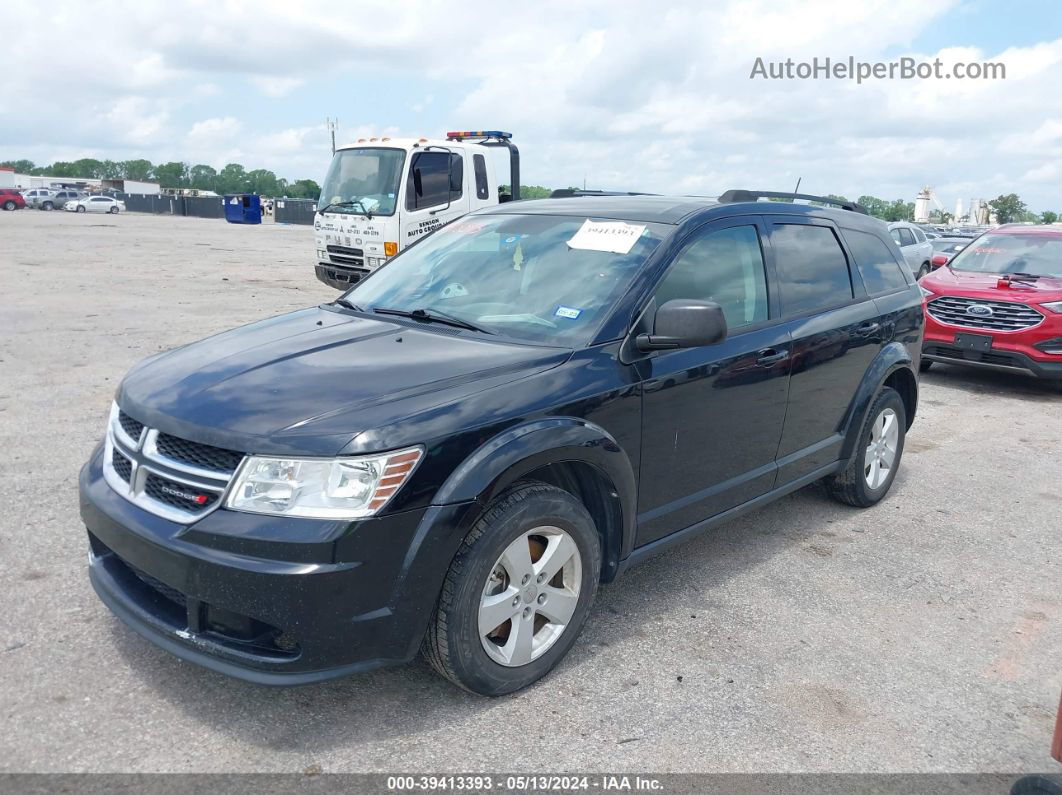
left=844, top=229, right=909, bottom=294
left=897, top=227, right=916, bottom=247
left=473, top=154, right=490, bottom=200
left=771, top=223, right=854, bottom=316
left=653, top=225, right=769, bottom=330
left=406, top=151, right=463, bottom=211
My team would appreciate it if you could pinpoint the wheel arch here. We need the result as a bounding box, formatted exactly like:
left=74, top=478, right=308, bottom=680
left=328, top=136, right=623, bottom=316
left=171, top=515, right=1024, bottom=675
left=433, top=418, right=637, bottom=583
left=839, top=342, right=918, bottom=461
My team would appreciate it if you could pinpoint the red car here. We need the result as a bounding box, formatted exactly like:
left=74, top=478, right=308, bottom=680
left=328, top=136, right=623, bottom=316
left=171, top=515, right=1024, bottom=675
left=0, top=188, right=26, bottom=211
left=919, top=225, right=1062, bottom=389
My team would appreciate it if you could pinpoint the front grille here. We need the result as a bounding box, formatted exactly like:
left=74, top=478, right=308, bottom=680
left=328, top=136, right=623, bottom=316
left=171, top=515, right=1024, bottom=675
left=326, top=244, right=364, bottom=267
left=144, top=472, right=219, bottom=513
left=129, top=562, right=188, bottom=608
left=112, top=449, right=133, bottom=483
left=927, top=296, right=1044, bottom=332
left=118, top=410, right=144, bottom=442
left=155, top=433, right=243, bottom=474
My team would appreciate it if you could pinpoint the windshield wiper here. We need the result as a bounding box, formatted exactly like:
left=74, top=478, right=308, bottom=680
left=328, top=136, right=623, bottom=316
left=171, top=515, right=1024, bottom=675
left=333, top=297, right=362, bottom=311
left=317, top=199, right=372, bottom=219
left=373, top=306, right=493, bottom=334
left=1002, top=272, right=1042, bottom=285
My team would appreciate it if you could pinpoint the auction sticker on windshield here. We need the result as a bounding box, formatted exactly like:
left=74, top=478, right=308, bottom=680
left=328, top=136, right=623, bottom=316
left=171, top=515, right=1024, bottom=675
left=566, top=219, right=647, bottom=254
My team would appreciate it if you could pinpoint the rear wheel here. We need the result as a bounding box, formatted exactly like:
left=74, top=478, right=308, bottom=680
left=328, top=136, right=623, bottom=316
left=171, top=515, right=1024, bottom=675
left=423, top=482, right=601, bottom=695
left=827, top=386, right=907, bottom=508
left=916, top=262, right=931, bottom=279
left=2, top=200, right=15, bottom=211
left=41, top=201, right=53, bottom=211
left=76, top=205, right=86, bottom=213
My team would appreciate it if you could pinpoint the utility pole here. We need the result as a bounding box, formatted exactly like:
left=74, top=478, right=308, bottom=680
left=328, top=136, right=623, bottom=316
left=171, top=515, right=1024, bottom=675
left=326, top=117, right=338, bottom=155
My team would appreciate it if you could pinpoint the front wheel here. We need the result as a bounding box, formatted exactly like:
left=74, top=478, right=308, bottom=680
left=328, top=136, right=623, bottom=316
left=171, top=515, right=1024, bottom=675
left=41, top=201, right=54, bottom=211
left=422, top=482, right=601, bottom=695
left=827, top=386, right=907, bottom=508
left=76, top=205, right=86, bottom=213
left=2, top=200, right=15, bottom=211
left=109, top=205, right=119, bottom=214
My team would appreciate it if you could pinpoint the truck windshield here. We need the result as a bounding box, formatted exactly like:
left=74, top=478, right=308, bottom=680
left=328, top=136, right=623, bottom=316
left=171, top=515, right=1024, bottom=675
left=947, top=233, right=1062, bottom=277
left=342, top=214, right=670, bottom=345
left=318, top=148, right=405, bottom=217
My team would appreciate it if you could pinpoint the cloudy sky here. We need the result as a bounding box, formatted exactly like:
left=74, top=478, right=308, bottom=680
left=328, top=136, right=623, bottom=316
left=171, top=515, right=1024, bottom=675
left=2, top=0, right=1060, bottom=211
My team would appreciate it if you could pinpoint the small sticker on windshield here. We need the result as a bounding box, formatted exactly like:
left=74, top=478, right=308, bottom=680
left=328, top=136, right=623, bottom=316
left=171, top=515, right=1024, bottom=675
left=555, top=306, right=583, bottom=319
left=566, top=219, right=647, bottom=254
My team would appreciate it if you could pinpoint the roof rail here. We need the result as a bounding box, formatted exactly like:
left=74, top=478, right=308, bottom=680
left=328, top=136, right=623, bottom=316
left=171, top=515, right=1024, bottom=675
left=549, top=189, right=658, bottom=198
left=718, top=189, right=867, bottom=215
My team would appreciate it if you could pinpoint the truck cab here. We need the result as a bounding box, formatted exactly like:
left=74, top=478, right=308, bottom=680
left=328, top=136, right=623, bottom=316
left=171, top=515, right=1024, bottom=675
left=314, top=131, right=520, bottom=290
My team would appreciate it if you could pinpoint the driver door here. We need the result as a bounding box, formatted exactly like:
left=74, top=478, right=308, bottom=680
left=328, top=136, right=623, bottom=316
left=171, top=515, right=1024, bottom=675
left=399, top=150, right=471, bottom=247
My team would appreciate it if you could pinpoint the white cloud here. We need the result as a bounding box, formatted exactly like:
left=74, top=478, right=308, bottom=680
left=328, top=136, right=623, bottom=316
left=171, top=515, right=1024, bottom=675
left=251, top=76, right=305, bottom=98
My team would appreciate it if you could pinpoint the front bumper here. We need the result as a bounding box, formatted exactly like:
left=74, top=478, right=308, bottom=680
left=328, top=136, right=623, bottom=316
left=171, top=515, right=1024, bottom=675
left=923, top=314, right=1062, bottom=381
left=80, top=446, right=477, bottom=684
left=315, top=263, right=369, bottom=291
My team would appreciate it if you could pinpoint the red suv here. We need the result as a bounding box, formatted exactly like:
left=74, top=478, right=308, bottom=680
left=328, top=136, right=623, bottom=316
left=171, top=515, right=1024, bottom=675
left=920, top=225, right=1062, bottom=389
left=0, top=188, right=26, bottom=211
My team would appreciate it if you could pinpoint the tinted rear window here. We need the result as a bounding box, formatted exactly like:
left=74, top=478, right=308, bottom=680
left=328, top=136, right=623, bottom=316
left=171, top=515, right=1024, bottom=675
left=844, top=228, right=910, bottom=293
left=771, top=223, right=854, bottom=316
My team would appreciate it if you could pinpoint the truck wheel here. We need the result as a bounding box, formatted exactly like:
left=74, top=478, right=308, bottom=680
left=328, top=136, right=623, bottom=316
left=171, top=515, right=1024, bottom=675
left=423, top=482, right=601, bottom=695
left=2, top=200, right=15, bottom=211
left=827, top=386, right=907, bottom=508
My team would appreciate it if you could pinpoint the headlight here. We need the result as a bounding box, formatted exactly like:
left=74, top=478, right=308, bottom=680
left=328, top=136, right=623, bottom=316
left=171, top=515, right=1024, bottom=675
left=225, top=447, right=422, bottom=518
left=1041, top=301, right=1062, bottom=314
left=919, top=285, right=935, bottom=298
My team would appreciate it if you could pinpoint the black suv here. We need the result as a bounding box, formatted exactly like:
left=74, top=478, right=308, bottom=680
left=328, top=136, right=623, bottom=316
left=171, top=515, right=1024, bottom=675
left=80, top=191, right=923, bottom=695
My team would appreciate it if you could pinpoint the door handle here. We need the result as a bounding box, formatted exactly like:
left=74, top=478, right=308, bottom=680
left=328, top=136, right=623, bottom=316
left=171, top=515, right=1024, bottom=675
left=756, top=348, right=788, bottom=366
left=857, top=322, right=881, bottom=336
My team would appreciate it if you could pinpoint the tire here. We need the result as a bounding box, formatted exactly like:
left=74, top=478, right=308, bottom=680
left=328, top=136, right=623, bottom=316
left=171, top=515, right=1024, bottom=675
left=422, top=482, right=601, bottom=695
left=109, top=205, right=119, bottom=214
left=1011, top=774, right=1062, bottom=795
left=41, top=201, right=53, bottom=211
left=827, top=386, right=907, bottom=508
left=2, top=200, right=15, bottom=211
left=919, top=359, right=933, bottom=373
left=76, top=205, right=86, bottom=213
left=916, top=262, right=930, bottom=279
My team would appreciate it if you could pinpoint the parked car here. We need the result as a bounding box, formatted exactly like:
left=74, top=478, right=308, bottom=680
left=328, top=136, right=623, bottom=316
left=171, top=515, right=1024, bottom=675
left=0, top=188, right=26, bottom=210
left=928, top=237, right=969, bottom=270
left=920, top=224, right=1062, bottom=388
left=79, top=191, right=923, bottom=694
left=888, top=221, right=934, bottom=279
left=38, top=189, right=86, bottom=210
left=65, top=195, right=125, bottom=214
left=21, top=188, right=55, bottom=208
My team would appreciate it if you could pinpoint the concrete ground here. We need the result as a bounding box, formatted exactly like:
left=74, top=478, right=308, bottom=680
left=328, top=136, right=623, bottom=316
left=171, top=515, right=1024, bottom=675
left=1, top=210, right=1059, bottom=774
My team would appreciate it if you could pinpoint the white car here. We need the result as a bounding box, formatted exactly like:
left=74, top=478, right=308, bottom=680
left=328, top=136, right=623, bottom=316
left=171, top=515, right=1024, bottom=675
left=887, top=221, right=934, bottom=279
left=65, top=196, right=126, bottom=214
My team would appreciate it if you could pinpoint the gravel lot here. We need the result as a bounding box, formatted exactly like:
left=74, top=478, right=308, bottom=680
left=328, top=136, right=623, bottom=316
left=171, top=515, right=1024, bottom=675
left=1, top=210, right=1059, bottom=774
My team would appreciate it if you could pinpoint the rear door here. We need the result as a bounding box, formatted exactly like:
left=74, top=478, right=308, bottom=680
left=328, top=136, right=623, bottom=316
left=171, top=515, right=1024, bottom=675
left=767, top=217, right=884, bottom=484
left=636, top=218, right=792, bottom=545
left=399, top=149, right=471, bottom=247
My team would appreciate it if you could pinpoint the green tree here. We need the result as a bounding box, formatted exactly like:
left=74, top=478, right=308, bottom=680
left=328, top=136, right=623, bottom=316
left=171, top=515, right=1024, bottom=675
left=287, top=178, right=320, bottom=199
left=100, top=160, right=122, bottom=179
left=189, top=164, right=217, bottom=191
left=929, top=209, right=953, bottom=224
left=1040, top=210, right=1058, bottom=225
left=988, top=193, right=1026, bottom=224
left=121, top=159, right=154, bottom=181
left=882, top=199, right=914, bottom=222
left=216, top=163, right=248, bottom=194
left=153, top=161, right=189, bottom=189
left=245, top=168, right=280, bottom=196
left=857, top=195, right=890, bottom=219
left=0, top=159, right=37, bottom=174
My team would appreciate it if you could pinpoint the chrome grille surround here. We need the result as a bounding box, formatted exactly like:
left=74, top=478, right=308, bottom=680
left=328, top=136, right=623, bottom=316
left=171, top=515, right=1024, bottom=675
left=102, top=403, right=242, bottom=523
left=926, top=295, right=1044, bottom=333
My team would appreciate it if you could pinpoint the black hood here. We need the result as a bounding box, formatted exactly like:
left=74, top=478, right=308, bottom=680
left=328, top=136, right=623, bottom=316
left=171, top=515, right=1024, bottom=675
left=118, top=307, right=571, bottom=456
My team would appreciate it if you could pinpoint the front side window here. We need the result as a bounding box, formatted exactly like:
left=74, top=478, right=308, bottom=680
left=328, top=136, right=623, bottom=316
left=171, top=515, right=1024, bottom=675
left=844, top=228, right=909, bottom=294
left=947, top=233, right=1062, bottom=277
left=345, top=214, right=670, bottom=345
left=406, top=151, right=463, bottom=211
left=653, top=225, right=768, bottom=330
left=772, top=223, right=854, bottom=316
left=318, top=147, right=405, bottom=217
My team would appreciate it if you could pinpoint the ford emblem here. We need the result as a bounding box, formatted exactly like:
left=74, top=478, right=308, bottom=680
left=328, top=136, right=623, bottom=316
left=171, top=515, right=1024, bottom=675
left=966, top=304, right=994, bottom=317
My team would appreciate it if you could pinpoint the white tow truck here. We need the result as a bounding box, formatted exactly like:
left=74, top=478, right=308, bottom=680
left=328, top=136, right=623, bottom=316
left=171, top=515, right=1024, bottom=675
left=313, top=130, right=521, bottom=289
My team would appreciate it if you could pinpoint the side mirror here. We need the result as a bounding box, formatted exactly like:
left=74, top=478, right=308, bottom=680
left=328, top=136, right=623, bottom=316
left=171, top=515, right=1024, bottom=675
left=636, top=299, right=727, bottom=352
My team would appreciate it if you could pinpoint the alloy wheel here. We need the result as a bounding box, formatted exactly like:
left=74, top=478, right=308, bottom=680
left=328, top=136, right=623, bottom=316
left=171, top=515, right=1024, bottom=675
left=864, top=407, right=899, bottom=489
left=479, top=526, right=582, bottom=667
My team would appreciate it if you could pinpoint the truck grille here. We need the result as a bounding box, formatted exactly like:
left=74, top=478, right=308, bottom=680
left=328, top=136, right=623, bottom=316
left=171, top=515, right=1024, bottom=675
left=102, top=403, right=243, bottom=523
left=326, top=244, right=364, bottom=267
left=927, top=296, right=1044, bottom=332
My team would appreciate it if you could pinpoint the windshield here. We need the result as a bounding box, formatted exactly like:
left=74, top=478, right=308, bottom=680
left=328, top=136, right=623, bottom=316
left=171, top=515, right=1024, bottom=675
left=318, top=147, right=405, bottom=216
left=947, top=233, right=1062, bottom=277
left=342, top=214, right=670, bottom=345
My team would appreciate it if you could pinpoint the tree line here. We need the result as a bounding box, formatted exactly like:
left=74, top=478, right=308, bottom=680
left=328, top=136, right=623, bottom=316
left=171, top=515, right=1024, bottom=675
left=1, top=158, right=321, bottom=199
left=824, top=192, right=1057, bottom=226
